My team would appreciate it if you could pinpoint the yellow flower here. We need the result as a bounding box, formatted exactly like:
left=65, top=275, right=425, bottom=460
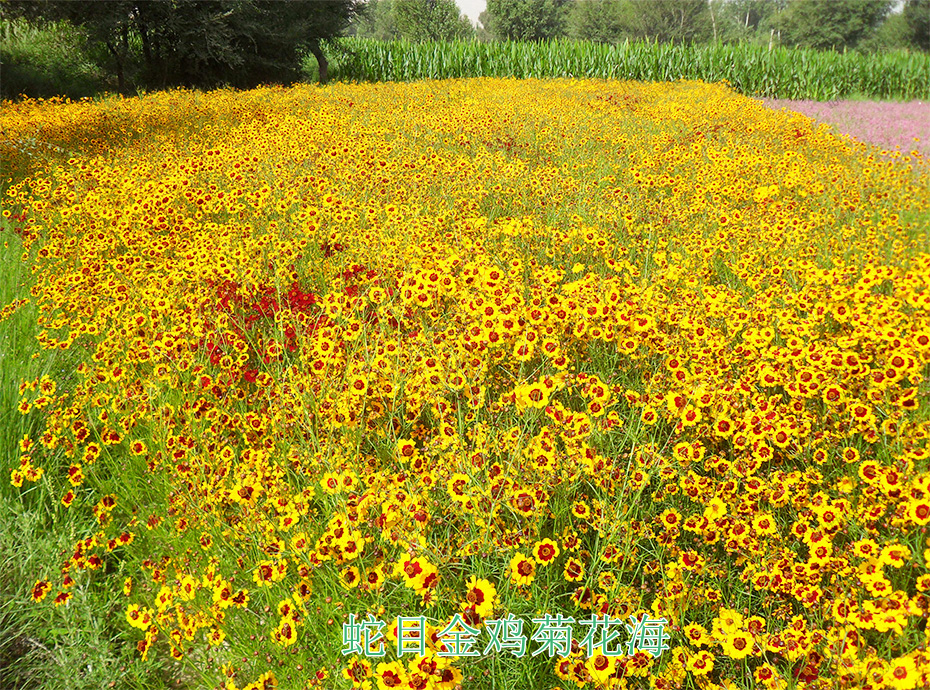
left=704, top=497, right=726, bottom=520
left=462, top=576, right=497, bottom=618
left=563, top=557, right=585, bottom=583
left=509, top=553, right=536, bottom=587
left=884, top=655, right=920, bottom=689
left=720, top=630, right=754, bottom=659
left=686, top=650, right=714, bottom=676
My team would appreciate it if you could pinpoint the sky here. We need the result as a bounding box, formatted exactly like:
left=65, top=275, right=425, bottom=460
left=457, top=0, right=487, bottom=27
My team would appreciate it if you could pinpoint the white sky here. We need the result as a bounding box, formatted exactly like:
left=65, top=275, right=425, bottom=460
left=457, top=0, right=487, bottom=26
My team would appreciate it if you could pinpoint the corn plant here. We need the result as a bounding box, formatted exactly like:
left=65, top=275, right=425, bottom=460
left=316, top=37, right=930, bottom=100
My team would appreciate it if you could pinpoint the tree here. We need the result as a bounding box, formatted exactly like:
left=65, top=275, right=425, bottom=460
left=857, top=11, right=912, bottom=51
left=354, top=0, right=400, bottom=40
left=392, top=0, right=473, bottom=41
left=477, top=9, right=494, bottom=40
left=565, top=0, right=636, bottom=43
left=903, top=0, right=929, bottom=50
left=2, top=0, right=363, bottom=90
left=483, top=0, right=571, bottom=41
left=625, top=0, right=714, bottom=44
left=715, top=0, right=786, bottom=43
left=774, top=0, right=893, bottom=51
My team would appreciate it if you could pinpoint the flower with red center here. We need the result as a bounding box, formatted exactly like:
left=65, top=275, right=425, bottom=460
left=31, top=580, right=51, bottom=602
left=446, top=473, right=469, bottom=502
left=585, top=653, right=616, bottom=683
left=395, top=556, right=426, bottom=589
left=364, top=566, right=385, bottom=592
left=681, top=550, right=703, bottom=570
left=396, top=439, right=417, bottom=461
left=321, top=472, right=341, bottom=494
left=533, top=538, right=560, bottom=565
left=509, top=553, right=536, bottom=586
left=342, top=657, right=373, bottom=685
left=563, top=557, right=584, bottom=582
left=570, top=501, right=591, bottom=520
left=462, top=576, right=497, bottom=618
left=341, top=566, right=360, bottom=589
left=883, top=655, right=919, bottom=689
left=375, top=661, right=407, bottom=689
left=907, top=500, right=930, bottom=525
left=660, top=509, right=681, bottom=530
left=348, top=375, right=368, bottom=395
left=274, top=619, right=297, bottom=647
left=511, top=491, right=536, bottom=515
left=687, top=650, right=714, bottom=675
left=253, top=560, right=275, bottom=587
left=858, top=460, right=879, bottom=483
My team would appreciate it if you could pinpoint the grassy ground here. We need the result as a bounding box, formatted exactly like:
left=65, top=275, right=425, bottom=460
left=0, top=222, right=176, bottom=690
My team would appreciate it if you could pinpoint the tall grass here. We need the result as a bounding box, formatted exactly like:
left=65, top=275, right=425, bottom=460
left=0, top=222, right=176, bottom=689
left=313, top=37, right=930, bottom=100
left=0, top=18, right=106, bottom=100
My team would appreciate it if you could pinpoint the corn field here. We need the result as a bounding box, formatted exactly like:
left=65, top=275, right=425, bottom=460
left=319, top=38, right=930, bottom=101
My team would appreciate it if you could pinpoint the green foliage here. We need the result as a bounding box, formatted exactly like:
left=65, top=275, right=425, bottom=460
left=393, top=0, right=474, bottom=41
left=858, top=11, right=914, bottom=52
left=565, top=0, right=635, bottom=43
left=774, top=0, right=893, bottom=51
left=484, top=0, right=571, bottom=41
left=317, top=36, right=930, bottom=100
left=626, top=0, right=714, bottom=44
left=904, top=0, right=930, bottom=50
left=713, top=0, right=787, bottom=44
left=2, top=1, right=364, bottom=91
left=0, top=222, right=177, bottom=690
left=354, top=0, right=401, bottom=40
left=0, top=18, right=106, bottom=99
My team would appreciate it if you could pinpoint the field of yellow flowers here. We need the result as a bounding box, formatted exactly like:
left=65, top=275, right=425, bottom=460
left=2, top=78, right=930, bottom=690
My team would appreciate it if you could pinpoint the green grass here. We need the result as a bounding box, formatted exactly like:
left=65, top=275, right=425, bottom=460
left=311, top=37, right=930, bottom=101
left=0, top=223, right=176, bottom=690
left=0, top=18, right=108, bottom=100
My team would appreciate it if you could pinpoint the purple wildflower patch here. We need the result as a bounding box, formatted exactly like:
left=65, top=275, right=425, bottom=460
left=762, top=99, right=929, bottom=158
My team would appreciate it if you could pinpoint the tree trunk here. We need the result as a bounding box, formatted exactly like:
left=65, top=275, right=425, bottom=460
left=105, top=40, right=125, bottom=92
left=308, top=38, right=328, bottom=84
left=135, top=8, right=154, bottom=74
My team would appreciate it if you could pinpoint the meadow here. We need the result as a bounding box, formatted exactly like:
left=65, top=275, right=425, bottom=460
left=1, top=77, right=930, bottom=690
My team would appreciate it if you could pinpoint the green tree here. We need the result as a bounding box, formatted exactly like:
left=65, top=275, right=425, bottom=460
left=483, top=0, right=571, bottom=41
left=565, top=0, right=635, bottom=42
left=393, top=0, right=473, bottom=41
left=2, top=0, right=363, bottom=90
left=477, top=9, right=494, bottom=40
left=857, top=11, right=912, bottom=51
left=715, top=0, right=786, bottom=43
left=774, top=0, right=893, bottom=50
left=903, top=0, right=929, bottom=50
left=354, top=0, right=400, bottom=40
left=626, top=0, right=714, bottom=44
